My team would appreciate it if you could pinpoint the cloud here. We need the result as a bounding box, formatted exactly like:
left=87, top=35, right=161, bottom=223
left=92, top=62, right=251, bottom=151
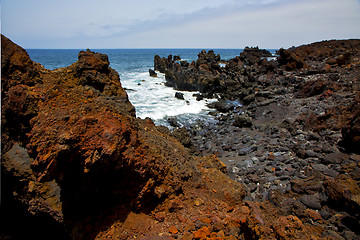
left=111, top=0, right=360, bottom=49
left=2, top=0, right=359, bottom=48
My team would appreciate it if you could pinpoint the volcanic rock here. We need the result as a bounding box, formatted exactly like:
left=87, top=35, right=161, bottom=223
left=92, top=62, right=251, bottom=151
left=175, top=92, right=184, bottom=100
left=4, top=34, right=359, bottom=239
left=0, top=35, right=248, bottom=240
left=149, top=68, right=157, bottom=77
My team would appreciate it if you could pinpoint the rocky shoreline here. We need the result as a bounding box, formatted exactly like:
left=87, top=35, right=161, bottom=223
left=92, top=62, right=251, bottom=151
left=154, top=41, right=360, bottom=239
left=1, top=34, right=360, bottom=239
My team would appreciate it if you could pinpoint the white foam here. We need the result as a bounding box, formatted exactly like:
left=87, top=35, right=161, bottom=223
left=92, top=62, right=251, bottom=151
left=120, top=71, right=216, bottom=121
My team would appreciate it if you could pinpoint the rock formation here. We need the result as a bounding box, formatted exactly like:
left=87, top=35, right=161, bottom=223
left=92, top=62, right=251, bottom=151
left=159, top=39, right=360, bottom=239
left=2, top=34, right=359, bottom=239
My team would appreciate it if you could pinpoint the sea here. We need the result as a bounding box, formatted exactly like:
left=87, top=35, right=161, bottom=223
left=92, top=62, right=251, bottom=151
left=27, top=49, right=245, bottom=128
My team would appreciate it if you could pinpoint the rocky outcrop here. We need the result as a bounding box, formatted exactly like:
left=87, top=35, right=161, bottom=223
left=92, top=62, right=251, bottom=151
left=277, top=48, right=305, bottom=70
left=184, top=39, right=360, bottom=239
left=154, top=50, right=225, bottom=94
left=154, top=48, right=278, bottom=102
left=3, top=35, right=358, bottom=239
left=0, top=35, right=314, bottom=240
left=239, top=46, right=272, bottom=66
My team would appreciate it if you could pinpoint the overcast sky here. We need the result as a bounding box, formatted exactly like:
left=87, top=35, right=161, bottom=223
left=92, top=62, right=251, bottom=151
left=1, top=0, right=360, bottom=49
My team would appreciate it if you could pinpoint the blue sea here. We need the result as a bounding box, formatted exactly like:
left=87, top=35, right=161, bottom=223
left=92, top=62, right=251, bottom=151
left=27, top=49, right=248, bottom=127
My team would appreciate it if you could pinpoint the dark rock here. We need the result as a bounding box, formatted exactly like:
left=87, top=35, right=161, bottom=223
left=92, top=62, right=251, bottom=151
left=171, top=127, right=192, bottom=148
left=290, top=178, right=323, bottom=194
left=167, top=116, right=181, bottom=128
left=277, top=48, right=305, bottom=70
left=193, top=93, right=204, bottom=101
left=207, top=100, right=234, bottom=113
left=233, top=115, right=253, bottom=128
left=238, top=146, right=257, bottom=156
left=295, top=79, right=328, bottom=98
left=76, top=49, right=109, bottom=73
left=321, top=152, right=349, bottom=164
left=326, top=52, right=351, bottom=66
left=312, top=164, right=339, bottom=178
left=236, top=159, right=254, bottom=169
left=175, top=92, right=184, bottom=100
left=242, top=94, right=255, bottom=105
left=319, top=208, right=331, bottom=220
left=305, top=150, right=318, bottom=158
left=180, top=61, right=189, bottom=68
left=339, top=101, right=360, bottom=154
left=154, top=55, right=167, bottom=73
left=298, top=195, right=322, bottom=210
left=240, top=47, right=272, bottom=66
left=149, top=69, right=157, bottom=77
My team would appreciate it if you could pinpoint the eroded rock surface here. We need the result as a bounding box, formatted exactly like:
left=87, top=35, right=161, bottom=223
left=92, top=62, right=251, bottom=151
left=2, top=35, right=359, bottom=239
left=159, top=40, right=360, bottom=239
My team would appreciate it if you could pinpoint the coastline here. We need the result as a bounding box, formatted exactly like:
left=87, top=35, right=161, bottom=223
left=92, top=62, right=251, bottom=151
left=2, top=34, right=360, bottom=239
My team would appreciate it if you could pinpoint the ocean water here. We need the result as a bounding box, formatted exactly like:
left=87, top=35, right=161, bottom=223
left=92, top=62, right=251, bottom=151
left=27, top=49, right=243, bottom=127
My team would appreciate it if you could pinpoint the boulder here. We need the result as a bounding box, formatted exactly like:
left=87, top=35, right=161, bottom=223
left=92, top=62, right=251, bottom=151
left=175, top=92, right=184, bottom=100
left=207, top=100, right=234, bottom=113
left=234, top=115, right=253, bottom=128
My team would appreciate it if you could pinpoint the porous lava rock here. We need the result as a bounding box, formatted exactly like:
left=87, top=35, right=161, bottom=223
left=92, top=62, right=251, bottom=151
left=1, top=35, right=337, bottom=240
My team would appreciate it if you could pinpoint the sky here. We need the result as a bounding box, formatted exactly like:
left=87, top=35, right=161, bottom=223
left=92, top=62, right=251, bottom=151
left=1, top=0, right=360, bottom=49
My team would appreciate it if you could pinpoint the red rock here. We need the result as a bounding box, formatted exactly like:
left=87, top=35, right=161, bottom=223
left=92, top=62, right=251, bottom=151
left=155, top=212, right=166, bottom=222
left=193, top=226, right=211, bottom=239
left=169, top=225, right=179, bottom=234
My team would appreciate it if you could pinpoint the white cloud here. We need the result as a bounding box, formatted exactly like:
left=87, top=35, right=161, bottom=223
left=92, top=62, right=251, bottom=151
left=2, top=0, right=359, bottom=48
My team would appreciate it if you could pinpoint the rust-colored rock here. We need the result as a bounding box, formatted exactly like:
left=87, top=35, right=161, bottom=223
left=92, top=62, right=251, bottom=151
left=1, top=35, right=338, bottom=240
left=193, top=226, right=211, bottom=239
left=0, top=35, right=242, bottom=239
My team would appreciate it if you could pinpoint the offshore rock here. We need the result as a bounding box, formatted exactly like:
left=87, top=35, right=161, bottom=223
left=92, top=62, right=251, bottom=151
left=149, top=68, right=157, bottom=77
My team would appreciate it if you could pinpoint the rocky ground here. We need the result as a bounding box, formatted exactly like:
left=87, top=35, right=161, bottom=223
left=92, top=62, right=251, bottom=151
left=154, top=41, right=360, bottom=239
left=1, top=34, right=359, bottom=240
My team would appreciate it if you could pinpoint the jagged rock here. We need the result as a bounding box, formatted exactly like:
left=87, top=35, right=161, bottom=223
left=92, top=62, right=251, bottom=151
left=175, top=92, right=184, bottom=100
left=207, top=100, right=234, bottom=113
left=149, top=68, right=157, bottom=77
left=4, top=34, right=359, bottom=239
left=277, top=48, right=305, bottom=70
left=240, top=46, right=272, bottom=66
left=154, top=55, right=167, bottom=73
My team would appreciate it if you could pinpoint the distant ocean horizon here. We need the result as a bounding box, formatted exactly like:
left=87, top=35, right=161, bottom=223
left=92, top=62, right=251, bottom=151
left=27, top=48, right=276, bottom=127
